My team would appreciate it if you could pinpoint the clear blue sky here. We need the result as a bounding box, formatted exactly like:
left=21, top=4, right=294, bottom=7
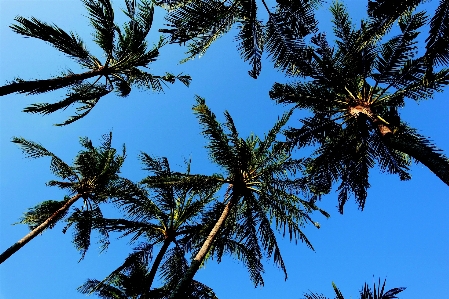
left=0, top=0, right=448, bottom=298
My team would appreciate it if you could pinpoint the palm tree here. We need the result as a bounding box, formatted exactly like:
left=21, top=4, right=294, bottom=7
left=82, top=155, right=219, bottom=297
left=0, top=132, right=144, bottom=264
left=0, top=0, right=191, bottom=125
left=168, top=96, right=328, bottom=298
left=269, top=2, right=449, bottom=213
left=303, top=279, right=405, bottom=299
left=158, top=0, right=323, bottom=78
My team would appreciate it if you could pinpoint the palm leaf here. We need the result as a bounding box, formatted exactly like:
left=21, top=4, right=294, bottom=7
left=193, top=96, right=237, bottom=171
left=425, top=0, right=449, bottom=69
left=10, top=17, right=95, bottom=68
left=17, top=199, right=69, bottom=230
left=82, top=0, right=115, bottom=57
left=12, top=137, right=78, bottom=181
left=235, top=0, right=263, bottom=78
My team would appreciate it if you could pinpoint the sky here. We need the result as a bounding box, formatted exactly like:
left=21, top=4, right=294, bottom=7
left=0, top=0, right=448, bottom=298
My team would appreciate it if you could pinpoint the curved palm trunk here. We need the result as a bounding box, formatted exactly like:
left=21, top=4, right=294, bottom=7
left=169, top=195, right=238, bottom=299
left=0, top=193, right=82, bottom=264
left=146, top=238, right=172, bottom=290
left=0, top=68, right=108, bottom=96
left=366, top=107, right=449, bottom=186
left=386, top=133, right=449, bottom=186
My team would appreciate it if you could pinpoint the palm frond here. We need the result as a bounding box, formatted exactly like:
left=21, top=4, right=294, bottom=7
left=17, top=199, right=69, bottom=230
left=82, top=0, right=116, bottom=57
left=162, top=0, right=238, bottom=62
left=367, top=0, right=424, bottom=37
left=11, top=137, right=78, bottom=181
left=193, top=96, right=237, bottom=171
left=235, top=0, right=263, bottom=78
left=78, top=279, right=128, bottom=299
left=66, top=206, right=109, bottom=259
left=265, top=13, right=312, bottom=76
left=23, top=82, right=111, bottom=126
left=425, top=0, right=449, bottom=69
left=374, top=10, right=427, bottom=84
left=10, top=17, right=95, bottom=68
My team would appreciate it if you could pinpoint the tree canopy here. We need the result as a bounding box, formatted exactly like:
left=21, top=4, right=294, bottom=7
left=0, top=0, right=448, bottom=298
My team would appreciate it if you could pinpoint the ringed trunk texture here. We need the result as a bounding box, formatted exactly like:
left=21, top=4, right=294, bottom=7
left=0, top=68, right=108, bottom=96
left=0, top=193, right=82, bottom=264
left=169, top=195, right=238, bottom=299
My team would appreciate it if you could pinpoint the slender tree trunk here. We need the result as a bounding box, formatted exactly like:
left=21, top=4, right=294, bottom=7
left=169, top=195, right=238, bottom=299
left=385, top=133, right=449, bottom=186
left=0, top=68, right=108, bottom=96
left=0, top=193, right=82, bottom=264
left=147, top=238, right=172, bottom=289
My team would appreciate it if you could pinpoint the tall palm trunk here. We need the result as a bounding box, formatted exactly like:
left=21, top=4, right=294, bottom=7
left=0, top=193, right=83, bottom=264
left=0, top=68, right=108, bottom=96
left=169, top=195, right=239, bottom=299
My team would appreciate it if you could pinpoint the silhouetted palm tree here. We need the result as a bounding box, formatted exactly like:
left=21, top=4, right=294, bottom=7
left=0, top=133, right=143, bottom=263
left=168, top=96, right=328, bottom=298
left=270, top=2, right=449, bottom=213
left=0, top=0, right=191, bottom=125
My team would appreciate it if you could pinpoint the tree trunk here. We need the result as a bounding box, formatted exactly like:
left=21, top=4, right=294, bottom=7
left=147, top=238, right=172, bottom=289
left=0, top=68, right=108, bottom=96
left=0, top=193, right=83, bottom=264
left=169, top=195, right=238, bottom=299
left=385, top=133, right=449, bottom=186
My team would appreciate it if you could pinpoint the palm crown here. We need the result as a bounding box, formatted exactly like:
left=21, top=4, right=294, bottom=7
left=0, top=132, right=143, bottom=263
left=0, top=0, right=191, bottom=125
left=269, top=2, right=449, bottom=213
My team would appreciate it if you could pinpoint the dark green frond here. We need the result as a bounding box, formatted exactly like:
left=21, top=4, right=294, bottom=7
left=193, top=96, right=236, bottom=170
left=82, top=0, right=115, bottom=56
left=131, top=70, right=192, bottom=92
left=162, top=0, right=238, bottom=62
left=265, top=13, right=312, bottom=75
left=257, top=108, right=293, bottom=156
left=374, top=11, right=428, bottom=84
left=17, top=199, right=69, bottom=230
left=12, top=137, right=78, bottom=181
left=10, top=17, right=95, bottom=68
left=115, top=0, right=154, bottom=60
left=332, top=282, right=345, bottom=299
left=23, top=82, right=111, bottom=126
left=330, top=1, right=353, bottom=45
left=235, top=0, right=263, bottom=78
left=99, top=243, right=153, bottom=288
left=425, top=0, right=449, bottom=69
left=66, top=207, right=109, bottom=259
left=274, top=0, right=320, bottom=38
left=78, top=279, right=128, bottom=299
